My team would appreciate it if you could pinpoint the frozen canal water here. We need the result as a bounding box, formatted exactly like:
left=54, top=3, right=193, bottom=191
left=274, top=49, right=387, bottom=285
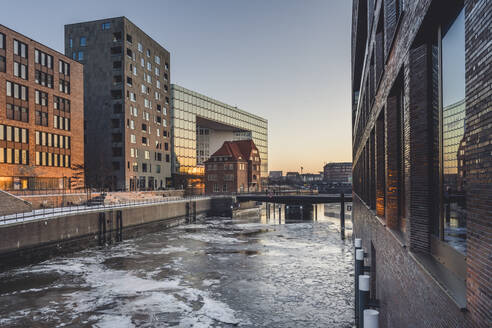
left=0, top=205, right=354, bottom=327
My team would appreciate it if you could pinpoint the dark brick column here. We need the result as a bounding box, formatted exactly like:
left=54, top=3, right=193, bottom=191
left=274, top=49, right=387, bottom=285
left=464, top=0, right=492, bottom=326
left=407, top=43, right=432, bottom=253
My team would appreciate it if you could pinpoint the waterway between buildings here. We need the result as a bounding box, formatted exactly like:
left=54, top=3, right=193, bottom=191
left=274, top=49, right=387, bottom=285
left=0, top=204, right=354, bottom=327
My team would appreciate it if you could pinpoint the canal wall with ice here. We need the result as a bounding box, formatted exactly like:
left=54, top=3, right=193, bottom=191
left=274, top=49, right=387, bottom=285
left=0, top=197, right=235, bottom=269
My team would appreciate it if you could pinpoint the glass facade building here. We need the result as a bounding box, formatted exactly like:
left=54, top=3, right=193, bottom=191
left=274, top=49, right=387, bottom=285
left=171, top=84, right=268, bottom=191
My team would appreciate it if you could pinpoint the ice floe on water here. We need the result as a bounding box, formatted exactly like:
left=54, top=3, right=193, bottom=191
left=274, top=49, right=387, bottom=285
left=0, top=209, right=354, bottom=327
left=181, top=232, right=246, bottom=244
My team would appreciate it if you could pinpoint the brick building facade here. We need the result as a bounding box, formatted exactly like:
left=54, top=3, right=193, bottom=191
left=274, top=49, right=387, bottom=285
left=65, top=17, right=171, bottom=191
left=0, top=25, right=84, bottom=191
left=204, top=140, right=261, bottom=194
left=351, top=0, right=491, bottom=327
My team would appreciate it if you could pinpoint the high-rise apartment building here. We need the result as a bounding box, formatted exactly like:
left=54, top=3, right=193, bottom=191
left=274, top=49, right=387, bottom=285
left=0, top=25, right=84, bottom=191
left=351, top=0, right=490, bottom=326
left=65, top=17, right=171, bottom=190
left=171, top=84, right=268, bottom=193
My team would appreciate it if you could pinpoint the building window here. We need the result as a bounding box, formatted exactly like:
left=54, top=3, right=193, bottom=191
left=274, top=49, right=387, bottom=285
left=59, top=79, right=70, bottom=94
left=102, top=22, right=111, bottom=30
left=54, top=96, right=70, bottom=112
left=35, top=90, right=49, bottom=106
left=13, top=61, right=28, bottom=80
left=80, top=37, right=87, bottom=46
left=6, top=104, right=28, bottom=123
left=35, top=70, right=54, bottom=88
left=78, top=51, right=84, bottom=61
left=35, top=111, right=48, bottom=126
left=111, top=46, right=122, bottom=55
left=59, top=60, right=70, bottom=75
left=138, top=42, right=143, bottom=52
left=6, top=81, right=28, bottom=101
left=146, top=49, right=150, bottom=57
left=34, top=49, right=54, bottom=69
left=0, top=33, right=5, bottom=49
left=438, top=9, right=466, bottom=255
left=0, top=56, right=5, bottom=73
left=13, top=39, right=28, bottom=58
left=111, top=90, right=122, bottom=99
left=126, top=34, right=133, bottom=43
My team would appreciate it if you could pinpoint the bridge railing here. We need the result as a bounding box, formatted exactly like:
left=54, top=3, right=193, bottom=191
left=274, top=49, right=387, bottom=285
left=0, top=195, right=212, bottom=226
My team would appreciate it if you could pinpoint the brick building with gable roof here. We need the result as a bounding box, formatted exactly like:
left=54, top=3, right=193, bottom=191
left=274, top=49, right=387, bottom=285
left=204, top=140, right=261, bottom=194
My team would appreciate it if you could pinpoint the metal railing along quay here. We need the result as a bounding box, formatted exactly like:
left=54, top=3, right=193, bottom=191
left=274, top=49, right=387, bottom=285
left=0, top=195, right=211, bottom=226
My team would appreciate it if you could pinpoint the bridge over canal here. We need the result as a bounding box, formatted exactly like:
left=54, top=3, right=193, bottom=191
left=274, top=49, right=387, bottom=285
left=235, top=193, right=352, bottom=239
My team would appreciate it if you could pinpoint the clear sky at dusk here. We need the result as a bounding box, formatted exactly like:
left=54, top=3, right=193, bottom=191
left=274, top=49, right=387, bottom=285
left=1, top=0, right=352, bottom=174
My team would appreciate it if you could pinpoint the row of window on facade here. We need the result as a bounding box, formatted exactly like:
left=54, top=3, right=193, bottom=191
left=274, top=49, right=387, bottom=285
left=35, top=152, right=70, bottom=167
left=0, top=148, right=70, bottom=168
left=6, top=81, right=70, bottom=104
left=208, top=174, right=235, bottom=182
left=125, top=89, right=169, bottom=105
left=0, top=34, right=70, bottom=72
left=128, top=103, right=168, bottom=119
left=207, top=163, right=246, bottom=171
left=0, top=125, right=28, bottom=143
left=127, top=118, right=167, bottom=133
left=127, top=161, right=166, bottom=173
left=128, top=147, right=169, bottom=161
left=212, top=183, right=230, bottom=192
left=35, top=131, right=70, bottom=149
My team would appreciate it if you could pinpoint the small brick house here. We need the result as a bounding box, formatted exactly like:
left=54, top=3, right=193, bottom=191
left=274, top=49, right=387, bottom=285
left=204, top=140, right=261, bottom=194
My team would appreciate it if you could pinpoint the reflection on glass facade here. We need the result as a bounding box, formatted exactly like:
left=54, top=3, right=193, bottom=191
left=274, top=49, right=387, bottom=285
left=441, top=9, right=466, bottom=254
left=171, top=84, right=268, bottom=182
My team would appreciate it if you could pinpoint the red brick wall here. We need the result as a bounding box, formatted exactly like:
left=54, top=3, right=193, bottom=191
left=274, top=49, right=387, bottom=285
left=0, top=25, right=84, bottom=188
left=204, top=161, right=248, bottom=194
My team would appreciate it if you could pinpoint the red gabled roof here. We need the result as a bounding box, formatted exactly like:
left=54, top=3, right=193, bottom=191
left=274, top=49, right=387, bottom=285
left=206, top=140, right=259, bottom=162
left=234, top=140, right=258, bottom=161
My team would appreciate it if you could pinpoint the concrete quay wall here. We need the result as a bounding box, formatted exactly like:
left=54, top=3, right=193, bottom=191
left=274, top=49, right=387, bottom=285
left=0, top=198, right=216, bottom=269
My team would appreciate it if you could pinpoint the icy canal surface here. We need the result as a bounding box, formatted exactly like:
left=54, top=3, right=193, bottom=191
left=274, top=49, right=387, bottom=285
left=0, top=206, right=354, bottom=327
